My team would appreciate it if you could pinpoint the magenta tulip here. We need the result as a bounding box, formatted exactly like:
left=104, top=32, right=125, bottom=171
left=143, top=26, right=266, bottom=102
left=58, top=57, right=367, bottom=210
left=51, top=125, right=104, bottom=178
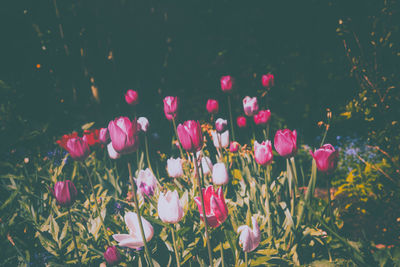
left=104, top=246, right=121, bottom=265
left=274, top=129, right=297, bottom=158
left=262, top=74, right=275, bottom=88
left=206, top=99, right=219, bottom=114
left=108, top=117, right=139, bottom=154
left=53, top=180, right=78, bottom=207
left=215, top=118, right=228, bottom=133
left=254, top=140, right=273, bottom=166
left=125, top=89, right=139, bottom=106
left=243, top=96, right=259, bottom=116
left=220, top=75, right=233, bottom=92
left=163, top=96, right=178, bottom=120
left=65, top=137, right=90, bottom=161
left=194, top=185, right=228, bottom=228
left=99, top=128, right=109, bottom=144
left=177, top=120, right=203, bottom=152
left=254, top=110, right=271, bottom=125
left=230, top=141, right=240, bottom=153
left=310, top=144, right=339, bottom=173
left=237, top=116, right=247, bottom=128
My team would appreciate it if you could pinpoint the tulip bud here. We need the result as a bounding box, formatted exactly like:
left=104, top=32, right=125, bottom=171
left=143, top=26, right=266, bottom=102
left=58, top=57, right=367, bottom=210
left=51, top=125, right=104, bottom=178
left=237, top=216, right=261, bottom=252
left=177, top=120, right=203, bottom=152
left=215, top=118, right=228, bottom=133
left=99, top=128, right=109, bottom=144
left=254, top=140, right=273, bottom=166
left=163, top=96, right=178, bottom=121
left=274, top=129, right=297, bottom=158
left=220, top=75, right=233, bottom=92
left=211, top=130, right=229, bottom=148
left=136, top=168, right=158, bottom=197
left=167, top=157, right=184, bottom=178
left=137, top=117, right=149, bottom=132
left=243, top=96, right=259, bottom=116
left=201, top=156, right=212, bottom=175
left=206, top=99, right=219, bottom=114
left=66, top=137, right=90, bottom=161
left=237, top=116, right=247, bottom=128
left=194, top=186, right=228, bottom=228
left=125, top=89, right=139, bottom=106
left=103, top=246, right=121, bottom=265
left=230, top=141, right=240, bottom=153
left=107, top=142, right=121, bottom=159
left=212, top=163, right=229, bottom=185
left=310, top=144, right=339, bottom=173
left=108, top=117, right=139, bottom=154
left=262, top=74, right=275, bottom=89
left=53, top=180, right=78, bottom=207
left=254, top=110, right=271, bottom=125
left=157, top=190, right=184, bottom=224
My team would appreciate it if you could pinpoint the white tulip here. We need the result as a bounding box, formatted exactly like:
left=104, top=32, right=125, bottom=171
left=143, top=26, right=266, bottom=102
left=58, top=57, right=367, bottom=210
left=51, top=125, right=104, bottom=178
left=107, top=142, right=120, bottom=159
left=212, top=162, right=229, bottom=185
left=167, top=157, right=184, bottom=178
left=157, top=190, right=184, bottom=223
left=237, top=216, right=260, bottom=252
left=137, top=117, right=149, bottom=132
left=211, top=130, right=229, bottom=148
left=136, top=168, right=158, bottom=197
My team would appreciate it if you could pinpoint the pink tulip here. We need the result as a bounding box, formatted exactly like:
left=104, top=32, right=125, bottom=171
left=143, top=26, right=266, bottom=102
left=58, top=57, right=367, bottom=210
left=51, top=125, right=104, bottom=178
left=99, top=128, right=109, bottom=144
left=194, top=185, right=228, bottom=228
left=177, top=120, right=203, bottom=152
left=274, top=129, right=297, bottom=158
left=53, top=180, right=78, bottom=207
left=125, top=89, right=139, bottom=106
left=220, top=75, right=233, bottom=92
left=108, top=117, right=139, bottom=155
left=237, top=116, right=247, bottom=128
left=230, top=141, right=240, bottom=153
left=310, top=144, right=339, bottom=173
left=262, top=74, right=275, bottom=88
left=163, top=96, right=178, bottom=121
left=254, top=110, right=271, bottom=125
left=215, top=118, right=228, bottom=133
left=237, top=216, right=261, bottom=252
left=66, top=137, right=90, bottom=161
left=243, top=96, right=259, bottom=116
left=137, top=117, right=149, bottom=132
left=254, top=140, right=273, bottom=166
left=206, top=99, right=219, bottom=114
left=136, top=168, right=158, bottom=197
left=104, top=246, right=121, bottom=265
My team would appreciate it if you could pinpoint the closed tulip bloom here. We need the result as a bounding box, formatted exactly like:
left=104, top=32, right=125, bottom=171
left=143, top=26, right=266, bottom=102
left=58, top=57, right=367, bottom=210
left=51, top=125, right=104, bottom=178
left=310, top=144, right=339, bottom=173
left=137, top=117, right=149, bottom=132
left=220, top=75, right=233, bottom=92
left=125, top=89, right=139, bottom=106
left=163, top=96, right=178, bottom=120
left=212, top=163, right=229, bottom=185
left=103, top=246, right=121, bottom=265
left=136, top=168, right=158, bottom=197
left=206, top=99, right=219, bottom=114
left=262, top=74, right=275, bottom=88
left=99, top=128, right=109, bottom=144
left=215, top=118, right=228, bottom=133
left=157, top=190, right=184, bottom=224
left=113, top=212, right=154, bottom=249
left=243, top=96, right=259, bottom=116
left=254, top=140, right=273, bottom=166
left=274, top=129, right=297, bottom=158
left=107, top=142, right=120, bottom=160
left=108, top=117, right=139, bottom=154
left=66, top=137, right=90, bottom=161
left=177, top=120, right=203, bottom=152
left=237, top=216, right=261, bottom=252
left=194, top=185, right=228, bottom=228
left=201, top=156, right=212, bottom=175
left=167, top=157, right=184, bottom=178
left=237, top=116, right=247, bottom=128
left=53, top=180, right=78, bottom=207
left=211, top=130, right=229, bottom=148
left=254, top=110, right=271, bottom=125
left=230, top=141, right=240, bottom=153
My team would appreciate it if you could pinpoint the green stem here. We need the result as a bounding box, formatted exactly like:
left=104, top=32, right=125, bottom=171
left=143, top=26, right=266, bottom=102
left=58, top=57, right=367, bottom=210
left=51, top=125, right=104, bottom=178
left=127, top=162, right=154, bottom=267
left=193, top=154, right=213, bottom=266
left=144, top=134, right=153, bottom=172
left=82, top=164, right=111, bottom=246
left=67, top=207, right=82, bottom=265
left=245, top=251, right=248, bottom=267
left=264, top=166, right=272, bottom=237
left=172, top=117, right=185, bottom=160
left=287, top=159, right=295, bottom=219
left=227, top=95, right=236, bottom=141
left=220, top=241, right=225, bottom=267
left=326, top=174, right=334, bottom=226
left=171, top=226, right=181, bottom=267
left=296, top=159, right=317, bottom=228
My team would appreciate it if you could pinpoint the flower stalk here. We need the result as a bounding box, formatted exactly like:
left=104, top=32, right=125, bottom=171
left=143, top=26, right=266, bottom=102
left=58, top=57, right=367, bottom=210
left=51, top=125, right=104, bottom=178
left=67, top=207, right=82, bottom=265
